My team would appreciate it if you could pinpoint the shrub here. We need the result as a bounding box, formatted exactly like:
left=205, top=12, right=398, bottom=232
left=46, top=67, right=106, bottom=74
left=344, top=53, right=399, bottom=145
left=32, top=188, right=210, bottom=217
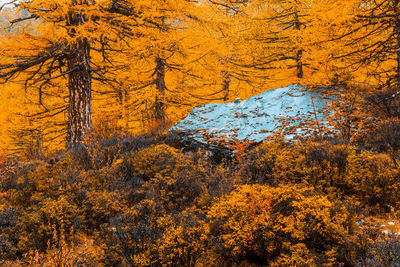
left=236, top=141, right=292, bottom=185
left=104, top=201, right=207, bottom=266
left=236, top=141, right=345, bottom=187
left=131, top=144, right=232, bottom=211
left=25, top=227, right=105, bottom=266
left=340, top=217, right=386, bottom=266
left=0, top=234, right=17, bottom=260
left=207, top=184, right=350, bottom=266
left=155, top=209, right=208, bottom=266
left=365, top=234, right=400, bottom=266
left=344, top=151, right=400, bottom=211
left=237, top=141, right=400, bottom=212
left=131, top=144, right=184, bottom=180
left=16, top=195, right=84, bottom=253
left=2, top=133, right=400, bottom=266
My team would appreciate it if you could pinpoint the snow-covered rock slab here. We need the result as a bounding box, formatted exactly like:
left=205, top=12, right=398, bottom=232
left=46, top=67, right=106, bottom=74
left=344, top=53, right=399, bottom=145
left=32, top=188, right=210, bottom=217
left=170, top=85, right=327, bottom=144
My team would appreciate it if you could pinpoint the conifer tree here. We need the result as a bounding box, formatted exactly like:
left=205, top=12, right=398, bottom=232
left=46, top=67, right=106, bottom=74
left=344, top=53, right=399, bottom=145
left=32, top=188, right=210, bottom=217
left=344, top=0, right=400, bottom=93
left=0, top=0, right=195, bottom=148
left=208, top=0, right=310, bottom=88
left=249, top=0, right=307, bottom=79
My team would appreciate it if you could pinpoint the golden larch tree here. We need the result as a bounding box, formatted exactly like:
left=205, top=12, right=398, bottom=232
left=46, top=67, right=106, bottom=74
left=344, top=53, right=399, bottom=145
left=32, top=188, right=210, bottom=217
left=0, top=0, right=196, bottom=148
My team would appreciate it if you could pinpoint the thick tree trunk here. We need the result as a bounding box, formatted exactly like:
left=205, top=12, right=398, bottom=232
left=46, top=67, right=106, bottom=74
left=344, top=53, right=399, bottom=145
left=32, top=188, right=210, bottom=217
left=67, top=38, right=93, bottom=147
left=154, top=57, right=167, bottom=123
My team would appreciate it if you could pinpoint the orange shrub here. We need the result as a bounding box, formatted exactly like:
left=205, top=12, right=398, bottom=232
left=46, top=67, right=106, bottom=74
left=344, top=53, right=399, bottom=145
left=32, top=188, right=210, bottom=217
left=207, top=184, right=350, bottom=266
left=131, top=144, right=184, bottom=180
left=237, top=141, right=400, bottom=212
left=344, top=151, right=400, bottom=210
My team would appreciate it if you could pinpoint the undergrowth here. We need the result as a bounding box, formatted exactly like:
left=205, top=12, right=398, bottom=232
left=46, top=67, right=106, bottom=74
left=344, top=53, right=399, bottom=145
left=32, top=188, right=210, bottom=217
left=1, top=132, right=400, bottom=266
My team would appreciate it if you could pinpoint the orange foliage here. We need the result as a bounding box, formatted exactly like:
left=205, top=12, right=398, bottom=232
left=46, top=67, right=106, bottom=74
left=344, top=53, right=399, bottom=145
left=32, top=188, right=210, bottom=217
left=207, top=184, right=350, bottom=266
left=1, top=136, right=400, bottom=266
left=1, top=0, right=400, bottom=266
left=227, top=139, right=250, bottom=163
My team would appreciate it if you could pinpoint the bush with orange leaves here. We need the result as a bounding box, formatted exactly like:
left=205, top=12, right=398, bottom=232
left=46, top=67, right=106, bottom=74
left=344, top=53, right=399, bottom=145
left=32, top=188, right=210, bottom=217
left=129, top=144, right=232, bottom=211
left=25, top=225, right=104, bottom=267
left=206, top=184, right=351, bottom=266
left=235, top=141, right=310, bottom=185
left=236, top=140, right=400, bottom=212
left=2, top=132, right=400, bottom=266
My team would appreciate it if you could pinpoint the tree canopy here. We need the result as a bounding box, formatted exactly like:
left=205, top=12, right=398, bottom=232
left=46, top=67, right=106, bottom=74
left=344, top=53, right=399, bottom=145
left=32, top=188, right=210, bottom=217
left=0, top=0, right=400, bottom=154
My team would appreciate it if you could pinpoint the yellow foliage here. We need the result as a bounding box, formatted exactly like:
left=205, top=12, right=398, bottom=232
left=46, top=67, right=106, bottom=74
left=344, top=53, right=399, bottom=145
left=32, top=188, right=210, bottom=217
left=345, top=151, right=400, bottom=209
left=2, top=0, right=400, bottom=265
left=207, top=184, right=350, bottom=265
left=132, top=144, right=183, bottom=179
left=2, top=136, right=400, bottom=265
left=26, top=227, right=105, bottom=267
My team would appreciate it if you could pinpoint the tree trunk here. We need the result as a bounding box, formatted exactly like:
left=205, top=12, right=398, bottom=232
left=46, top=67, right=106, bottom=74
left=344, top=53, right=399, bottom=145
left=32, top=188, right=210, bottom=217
left=67, top=38, right=93, bottom=148
left=122, top=90, right=130, bottom=130
left=294, top=10, right=303, bottom=79
left=296, top=49, right=303, bottom=79
left=154, top=57, right=167, bottom=123
left=222, top=71, right=231, bottom=102
left=395, top=16, right=400, bottom=88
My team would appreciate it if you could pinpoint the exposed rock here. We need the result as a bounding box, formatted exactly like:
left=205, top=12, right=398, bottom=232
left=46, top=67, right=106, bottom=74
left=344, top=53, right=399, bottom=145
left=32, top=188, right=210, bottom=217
left=170, top=85, right=328, bottom=146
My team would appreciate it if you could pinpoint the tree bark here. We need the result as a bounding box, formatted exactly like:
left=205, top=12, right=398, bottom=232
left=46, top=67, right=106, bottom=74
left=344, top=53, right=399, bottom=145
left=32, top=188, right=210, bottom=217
left=222, top=71, right=231, bottom=102
left=154, top=57, right=167, bottom=123
left=395, top=15, right=400, bottom=88
left=294, top=10, right=303, bottom=79
left=67, top=38, right=93, bottom=148
left=296, top=49, right=303, bottom=79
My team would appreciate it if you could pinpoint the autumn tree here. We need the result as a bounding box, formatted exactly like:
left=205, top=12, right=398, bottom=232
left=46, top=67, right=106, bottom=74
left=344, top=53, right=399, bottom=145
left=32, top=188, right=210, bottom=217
left=102, top=2, right=254, bottom=132
left=336, top=0, right=400, bottom=92
left=300, top=0, right=400, bottom=144
left=206, top=0, right=313, bottom=90
left=248, top=0, right=307, bottom=79
left=0, top=0, right=195, bottom=148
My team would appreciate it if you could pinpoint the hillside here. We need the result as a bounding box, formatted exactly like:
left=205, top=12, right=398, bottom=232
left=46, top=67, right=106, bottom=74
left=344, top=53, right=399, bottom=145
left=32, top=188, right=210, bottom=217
left=2, top=0, right=400, bottom=266
left=1, top=132, right=400, bottom=266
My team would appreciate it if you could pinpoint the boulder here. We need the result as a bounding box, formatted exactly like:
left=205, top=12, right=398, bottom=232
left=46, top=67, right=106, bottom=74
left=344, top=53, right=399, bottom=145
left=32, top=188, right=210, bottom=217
left=169, top=85, right=328, bottom=146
